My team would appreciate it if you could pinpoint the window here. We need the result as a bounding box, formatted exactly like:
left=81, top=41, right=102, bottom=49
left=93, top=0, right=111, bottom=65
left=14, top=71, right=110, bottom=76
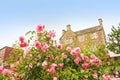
left=79, top=36, right=84, bottom=42
left=91, top=33, right=97, bottom=39
left=65, top=38, right=72, bottom=44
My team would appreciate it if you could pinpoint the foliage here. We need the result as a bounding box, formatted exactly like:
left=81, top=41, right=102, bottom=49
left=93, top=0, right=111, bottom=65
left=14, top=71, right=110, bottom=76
left=6, top=48, right=23, bottom=64
left=107, top=25, right=120, bottom=54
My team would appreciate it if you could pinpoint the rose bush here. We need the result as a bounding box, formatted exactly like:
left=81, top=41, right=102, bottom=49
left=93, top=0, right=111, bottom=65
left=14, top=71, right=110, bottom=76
left=0, top=25, right=113, bottom=80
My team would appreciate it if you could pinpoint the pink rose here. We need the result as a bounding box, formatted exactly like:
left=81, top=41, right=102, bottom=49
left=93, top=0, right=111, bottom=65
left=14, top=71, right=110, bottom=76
left=58, top=63, right=64, bottom=69
left=56, top=43, right=62, bottom=50
left=36, top=25, right=44, bottom=32
left=80, top=55, right=89, bottom=62
left=46, top=35, right=51, bottom=40
left=20, top=42, right=28, bottom=48
left=93, top=72, right=98, bottom=78
left=81, top=63, right=90, bottom=69
left=2, top=69, right=11, bottom=76
left=0, top=66, right=3, bottom=73
left=47, top=67, right=56, bottom=74
left=47, top=31, right=56, bottom=40
left=80, top=54, right=85, bottom=59
left=49, top=31, right=56, bottom=38
left=103, top=75, right=113, bottom=80
left=74, top=47, right=80, bottom=53
left=51, top=63, right=57, bottom=68
left=48, top=54, right=53, bottom=60
left=70, top=50, right=78, bottom=57
left=90, top=58, right=101, bottom=66
left=66, top=46, right=71, bottom=51
left=34, top=41, right=41, bottom=48
left=74, top=57, right=80, bottom=64
left=90, top=54, right=97, bottom=59
left=19, top=36, right=25, bottom=42
left=62, top=53, right=67, bottom=59
left=41, top=43, right=49, bottom=52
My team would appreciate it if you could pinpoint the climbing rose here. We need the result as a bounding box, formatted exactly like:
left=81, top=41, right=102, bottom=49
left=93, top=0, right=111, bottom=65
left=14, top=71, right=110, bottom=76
left=62, top=53, right=67, bottom=59
left=93, top=72, right=98, bottom=79
left=74, top=57, right=80, bottom=64
left=36, top=25, right=44, bottom=32
left=34, top=41, right=41, bottom=48
left=49, top=31, right=56, bottom=37
left=82, top=63, right=90, bottom=69
left=56, top=43, right=62, bottom=50
left=0, top=66, right=3, bottom=73
left=46, top=35, right=51, bottom=40
left=91, top=54, right=97, bottom=59
left=74, top=47, right=80, bottom=53
left=71, top=50, right=78, bottom=57
left=58, top=63, right=64, bottom=69
left=90, top=58, right=101, bottom=66
left=47, top=67, right=56, bottom=74
left=19, top=36, right=25, bottom=42
left=51, top=63, right=57, bottom=67
left=103, top=75, right=113, bottom=80
left=2, top=69, right=11, bottom=76
left=48, top=54, right=53, bottom=60
left=20, top=42, right=28, bottom=48
left=47, top=31, right=56, bottom=39
left=66, top=46, right=71, bottom=51
left=80, top=54, right=89, bottom=62
left=41, top=43, right=49, bottom=52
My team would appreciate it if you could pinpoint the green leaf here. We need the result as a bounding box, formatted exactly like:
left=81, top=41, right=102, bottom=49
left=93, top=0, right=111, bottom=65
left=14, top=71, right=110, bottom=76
left=25, top=31, right=31, bottom=35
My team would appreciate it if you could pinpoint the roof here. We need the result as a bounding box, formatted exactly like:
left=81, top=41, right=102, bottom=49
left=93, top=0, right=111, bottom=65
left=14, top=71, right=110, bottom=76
left=75, top=25, right=103, bottom=35
left=0, top=46, right=12, bottom=51
left=59, top=30, right=67, bottom=40
left=59, top=25, right=103, bottom=40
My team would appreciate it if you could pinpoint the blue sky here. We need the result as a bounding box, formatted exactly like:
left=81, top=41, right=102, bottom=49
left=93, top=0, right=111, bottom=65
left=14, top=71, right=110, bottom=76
left=0, top=0, right=120, bottom=48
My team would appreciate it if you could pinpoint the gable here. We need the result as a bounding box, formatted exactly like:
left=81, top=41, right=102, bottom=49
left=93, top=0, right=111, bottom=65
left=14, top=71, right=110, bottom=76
left=60, top=30, right=76, bottom=41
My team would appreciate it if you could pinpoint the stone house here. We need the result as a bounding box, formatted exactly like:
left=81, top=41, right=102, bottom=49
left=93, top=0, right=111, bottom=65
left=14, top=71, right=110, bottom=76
left=59, top=18, right=106, bottom=48
left=0, top=46, right=13, bottom=65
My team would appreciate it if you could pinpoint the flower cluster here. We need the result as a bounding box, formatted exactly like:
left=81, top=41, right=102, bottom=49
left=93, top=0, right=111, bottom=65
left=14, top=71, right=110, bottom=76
left=19, top=36, right=28, bottom=48
left=0, top=66, right=11, bottom=76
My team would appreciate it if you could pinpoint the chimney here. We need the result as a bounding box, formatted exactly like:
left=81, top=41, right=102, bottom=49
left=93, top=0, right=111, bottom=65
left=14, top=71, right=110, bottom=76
left=98, top=18, right=103, bottom=26
left=66, top=24, right=71, bottom=31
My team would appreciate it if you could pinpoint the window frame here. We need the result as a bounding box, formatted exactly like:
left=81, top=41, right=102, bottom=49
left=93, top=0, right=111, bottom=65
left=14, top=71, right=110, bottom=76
left=91, top=32, right=97, bottom=39
left=65, top=37, right=73, bottom=44
left=79, top=35, right=85, bottom=42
